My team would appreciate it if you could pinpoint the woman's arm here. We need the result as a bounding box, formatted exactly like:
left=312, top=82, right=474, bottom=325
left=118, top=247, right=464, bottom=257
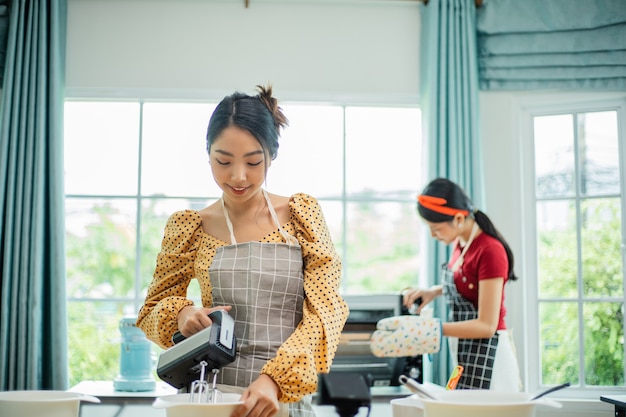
left=136, top=210, right=202, bottom=348
left=260, top=194, right=349, bottom=403
left=442, top=277, right=504, bottom=339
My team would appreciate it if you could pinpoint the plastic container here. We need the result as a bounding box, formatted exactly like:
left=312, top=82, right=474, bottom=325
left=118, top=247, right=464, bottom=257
left=113, top=316, right=156, bottom=392
left=392, top=390, right=562, bottom=417
left=153, top=392, right=244, bottom=417
left=0, top=390, right=100, bottom=417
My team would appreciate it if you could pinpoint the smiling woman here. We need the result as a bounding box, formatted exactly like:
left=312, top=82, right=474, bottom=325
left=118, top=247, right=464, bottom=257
left=136, top=85, right=350, bottom=417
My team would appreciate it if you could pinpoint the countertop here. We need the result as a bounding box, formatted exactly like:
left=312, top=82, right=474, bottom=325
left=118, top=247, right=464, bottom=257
left=71, top=381, right=414, bottom=417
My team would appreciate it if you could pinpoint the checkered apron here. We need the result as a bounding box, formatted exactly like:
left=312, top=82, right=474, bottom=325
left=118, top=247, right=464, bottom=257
left=441, top=224, right=499, bottom=390
left=209, top=190, right=315, bottom=417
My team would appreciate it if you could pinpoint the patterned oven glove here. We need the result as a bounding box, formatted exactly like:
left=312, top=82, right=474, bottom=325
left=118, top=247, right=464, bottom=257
left=370, top=315, right=442, bottom=357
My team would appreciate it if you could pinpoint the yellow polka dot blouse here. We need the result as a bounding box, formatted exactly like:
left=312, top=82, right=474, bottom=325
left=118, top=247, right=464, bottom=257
left=137, top=193, right=349, bottom=402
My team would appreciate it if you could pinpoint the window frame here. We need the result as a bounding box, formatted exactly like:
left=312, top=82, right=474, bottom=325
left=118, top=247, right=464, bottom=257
left=63, top=98, right=423, bottom=299
left=518, top=93, right=626, bottom=398
left=63, top=97, right=423, bottom=385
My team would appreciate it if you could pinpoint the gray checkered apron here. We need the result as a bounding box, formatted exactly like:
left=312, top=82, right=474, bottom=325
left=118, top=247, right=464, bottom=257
left=441, top=224, right=499, bottom=390
left=209, top=190, right=315, bottom=417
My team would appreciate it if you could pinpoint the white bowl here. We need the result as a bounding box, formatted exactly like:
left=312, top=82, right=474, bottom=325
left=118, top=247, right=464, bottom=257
left=417, top=390, right=562, bottom=417
left=153, top=392, right=244, bottom=417
left=391, top=394, right=425, bottom=417
left=0, top=390, right=100, bottom=417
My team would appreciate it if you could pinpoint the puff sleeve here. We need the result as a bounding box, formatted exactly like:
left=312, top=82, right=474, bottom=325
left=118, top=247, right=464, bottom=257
left=260, top=193, right=349, bottom=402
left=136, top=210, right=203, bottom=349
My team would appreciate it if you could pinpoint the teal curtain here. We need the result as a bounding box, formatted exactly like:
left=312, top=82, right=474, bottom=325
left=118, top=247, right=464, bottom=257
left=477, top=0, right=626, bottom=90
left=0, top=0, right=68, bottom=390
left=0, top=2, right=8, bottom=82
left=419, top=0, right=484, bottom=386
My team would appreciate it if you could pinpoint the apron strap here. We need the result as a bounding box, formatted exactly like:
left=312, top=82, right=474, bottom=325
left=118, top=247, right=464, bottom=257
left=221, top=190, right=298, bottom=246
left=262, top=190, right=299, bottom=245
left=221, top=198, right=238, bottom=244
left=449, top=222, right=480, bottom=272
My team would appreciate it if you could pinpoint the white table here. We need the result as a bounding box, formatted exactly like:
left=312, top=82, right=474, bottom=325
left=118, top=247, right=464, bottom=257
left=69, top=380, right=408, bottom=417
left=69, top=380, right=177, bottom=417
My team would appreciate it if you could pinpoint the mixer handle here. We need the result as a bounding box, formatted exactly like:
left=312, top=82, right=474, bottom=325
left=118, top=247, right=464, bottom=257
left=171, top=309, right=230, bottom=344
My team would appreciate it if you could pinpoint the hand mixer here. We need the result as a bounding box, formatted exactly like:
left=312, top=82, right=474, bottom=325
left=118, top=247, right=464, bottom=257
left=156, top=309, right=237, bottom=395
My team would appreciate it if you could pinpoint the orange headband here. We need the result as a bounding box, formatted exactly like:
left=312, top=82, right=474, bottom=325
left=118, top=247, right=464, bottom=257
left=417, top=195, right=470, bottom=217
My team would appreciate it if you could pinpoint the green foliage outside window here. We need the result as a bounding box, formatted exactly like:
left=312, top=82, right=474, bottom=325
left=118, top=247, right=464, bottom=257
left=66, top=201, right=162, bottom=386
left=67, top=302, right=121, bottom=384
left=538, top=198, right=624, bottom=386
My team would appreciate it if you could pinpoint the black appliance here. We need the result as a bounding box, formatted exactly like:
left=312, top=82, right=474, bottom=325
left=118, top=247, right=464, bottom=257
left=156, top=309, right=237, bottom=389
left=330, top=294, right=423, bottom=387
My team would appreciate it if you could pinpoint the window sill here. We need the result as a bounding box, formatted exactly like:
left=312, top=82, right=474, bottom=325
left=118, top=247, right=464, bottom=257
left=537, top=397, right=614, bottom=416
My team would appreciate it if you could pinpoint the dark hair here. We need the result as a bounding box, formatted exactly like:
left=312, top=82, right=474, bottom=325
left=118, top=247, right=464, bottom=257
left=206, top=84, right=288, bottom=162
left=417, top=177, right=518, bottom=282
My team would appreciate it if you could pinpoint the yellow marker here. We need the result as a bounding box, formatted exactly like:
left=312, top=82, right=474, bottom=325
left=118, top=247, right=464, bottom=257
left=446, top=365, right=464, bottom=390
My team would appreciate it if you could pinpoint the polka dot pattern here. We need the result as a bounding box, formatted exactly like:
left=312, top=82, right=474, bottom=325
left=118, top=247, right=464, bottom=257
left=136, top=193, right=349, bottom=403
left=370, top=315, right=442, bottom=357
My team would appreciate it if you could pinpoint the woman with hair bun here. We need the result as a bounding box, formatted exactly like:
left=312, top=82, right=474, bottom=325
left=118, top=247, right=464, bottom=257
left=402, top=177, right=521, bottom=391
left=137, top=85, right=348, bottom=417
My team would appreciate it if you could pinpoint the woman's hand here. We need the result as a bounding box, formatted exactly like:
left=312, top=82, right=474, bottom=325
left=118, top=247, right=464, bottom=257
left=231, top=374, right=280, bottom=417
left=176, top=305, right=232, bottom=337
left=402, top=285, right=442, bottom=314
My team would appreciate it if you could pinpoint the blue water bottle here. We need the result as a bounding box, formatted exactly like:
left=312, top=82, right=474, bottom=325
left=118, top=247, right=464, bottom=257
left=113, top=316, right=156, bottom=392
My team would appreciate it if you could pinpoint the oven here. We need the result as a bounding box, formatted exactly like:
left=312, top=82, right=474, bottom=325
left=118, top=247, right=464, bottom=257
left=329, top=294, right=423, bottom=387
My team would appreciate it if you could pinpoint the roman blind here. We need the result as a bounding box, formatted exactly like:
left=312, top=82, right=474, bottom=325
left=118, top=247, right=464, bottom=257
left=477, top=0, right=626, bottom=90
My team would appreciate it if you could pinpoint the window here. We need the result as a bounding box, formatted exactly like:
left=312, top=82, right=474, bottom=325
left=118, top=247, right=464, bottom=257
left=522, top=95, right=626, bottom=395
left=64, top=99, right=422, bottom=386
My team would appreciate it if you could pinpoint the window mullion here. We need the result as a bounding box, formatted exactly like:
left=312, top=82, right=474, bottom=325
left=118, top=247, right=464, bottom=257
left=134, top=100, right=145, bottom=313
left=341, top=105, right=348, bottom=292
left=618, top=102, right=626, bottom=387
left=573, top=112, right=587, bottom=387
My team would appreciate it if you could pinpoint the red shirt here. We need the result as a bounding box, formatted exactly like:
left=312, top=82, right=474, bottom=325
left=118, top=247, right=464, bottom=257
left=449, top=232, right=509, bottom=330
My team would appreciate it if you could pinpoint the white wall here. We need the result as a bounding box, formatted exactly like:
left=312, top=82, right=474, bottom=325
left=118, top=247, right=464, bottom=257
left=479, top=91, right=526, bottom=379
left=66, top=0, right=421, bottom=103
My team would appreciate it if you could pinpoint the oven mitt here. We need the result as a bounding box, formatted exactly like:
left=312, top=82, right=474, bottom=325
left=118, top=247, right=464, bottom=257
left=370, top=315, right=442, bottom=357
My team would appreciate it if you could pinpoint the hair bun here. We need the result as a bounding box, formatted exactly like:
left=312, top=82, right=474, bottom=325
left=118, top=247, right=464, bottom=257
left=256, top=84, right=289, bottom=132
